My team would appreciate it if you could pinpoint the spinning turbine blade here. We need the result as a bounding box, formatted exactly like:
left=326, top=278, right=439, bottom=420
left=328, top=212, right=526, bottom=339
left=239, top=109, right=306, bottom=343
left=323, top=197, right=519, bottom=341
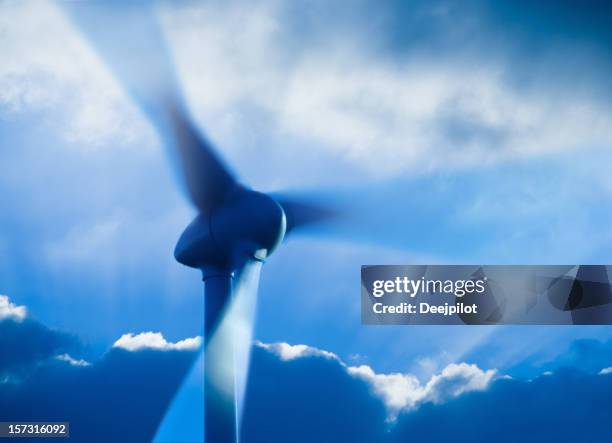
left=62, top=1, right=237, bottom=212
left=272, top=177, right=505, bottom=258
left=212, top=260, right=263, bottom=430
left=276, top=196, right=339, bottom=234
left=153, top=260, right=263, bottom=442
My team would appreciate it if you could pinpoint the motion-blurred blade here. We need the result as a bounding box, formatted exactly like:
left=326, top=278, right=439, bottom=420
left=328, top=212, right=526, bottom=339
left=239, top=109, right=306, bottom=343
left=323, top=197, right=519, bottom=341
left=154, top=349, right=205, bottom=443
left=153, top=260, right=262, bottom=442
left=272, top=176, right=516, bottom=260
left=228, top=260, right=263, bottom=427
left=275, top=195, right=339, bottom=234
left=62, top=1, right=237, bottom=213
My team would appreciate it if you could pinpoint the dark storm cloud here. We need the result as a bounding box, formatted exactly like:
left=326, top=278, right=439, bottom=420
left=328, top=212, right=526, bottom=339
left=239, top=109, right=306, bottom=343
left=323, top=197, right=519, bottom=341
left=0, top=315, right=197, bottom=442
left=0, top=348, right=196, bottom=442
left=0, top=318, right=79, bottom=379
left=241, top=346, right=388, bottom=443
left=242, top=342, right=612, bottom=443
left=391, top=370, right=612, bottom=443
left=3, top=310, right=612, bottom=443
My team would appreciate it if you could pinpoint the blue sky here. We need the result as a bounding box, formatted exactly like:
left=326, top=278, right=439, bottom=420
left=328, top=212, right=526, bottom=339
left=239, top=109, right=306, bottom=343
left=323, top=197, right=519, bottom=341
left=2, top=0, right=612, bottom=441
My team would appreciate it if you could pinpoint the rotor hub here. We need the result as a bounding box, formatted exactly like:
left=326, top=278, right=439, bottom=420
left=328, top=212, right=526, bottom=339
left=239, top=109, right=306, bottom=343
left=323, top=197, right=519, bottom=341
left=174, top=187, right=286, bottom=272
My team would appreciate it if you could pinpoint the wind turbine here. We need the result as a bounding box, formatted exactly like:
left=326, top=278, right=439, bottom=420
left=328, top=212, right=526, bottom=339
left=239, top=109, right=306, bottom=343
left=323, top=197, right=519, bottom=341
left=63, top=2, right=333, bottom=442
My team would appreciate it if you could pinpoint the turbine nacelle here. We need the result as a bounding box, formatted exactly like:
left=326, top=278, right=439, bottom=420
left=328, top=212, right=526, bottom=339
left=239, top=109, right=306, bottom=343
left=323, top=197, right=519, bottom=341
left=174, top=187, right=287, bottom=274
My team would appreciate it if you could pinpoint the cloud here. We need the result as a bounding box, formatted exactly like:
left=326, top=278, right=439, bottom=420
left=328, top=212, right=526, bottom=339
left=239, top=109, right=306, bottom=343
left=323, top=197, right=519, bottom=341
left=255, top=340, right=340, bottom=362
left=347, top=365, right=423, bottom=415
left=160, top=0, right=612, bottom=184
left=242, top=343, right=388, bottom=443
left=0, top=294, right=26, bottom=321
left=241, top=341, right=612, bottom=443
left=3, top=0, right=612, bottom=188
left=1, top=347, right=197, bottom=443
left=257, top=341, right=496, bottom=419
left=277, top=55, right=612, bottom=176
left=112, top=331, right=201, bottom=352
left=599, top=367, right=612, bottom=375
left=391, top=369, right=612, bottom=443
left=348, top=361, right=496, bottom=418
left=0, top=0, right=153, bottom=149
left=3, top=305, right=612, bottom=443
left=0, top=299, right=79, bottom=379
left=0, top=302, right=198, bottom=442
left=420, top=362, right=497, bottom=403
left=56, top=353, right=91, bottom=367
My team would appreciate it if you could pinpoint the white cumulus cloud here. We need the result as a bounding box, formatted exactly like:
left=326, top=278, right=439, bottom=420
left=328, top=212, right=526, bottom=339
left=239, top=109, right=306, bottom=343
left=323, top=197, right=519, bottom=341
left=255, top=341, right=340, bottom=362
left=258, top=341, right=498, bottom=419
left=0, top=295, right=27, bottom=321
left=599, top=367, right=612, bottom=375
left=113, top=332, right=201, bottom=352
left=347, top=365, right=424, bottom=414
left=420, top=362, right=497, bottom=404
left=349, top=362, right=496, bottom=418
